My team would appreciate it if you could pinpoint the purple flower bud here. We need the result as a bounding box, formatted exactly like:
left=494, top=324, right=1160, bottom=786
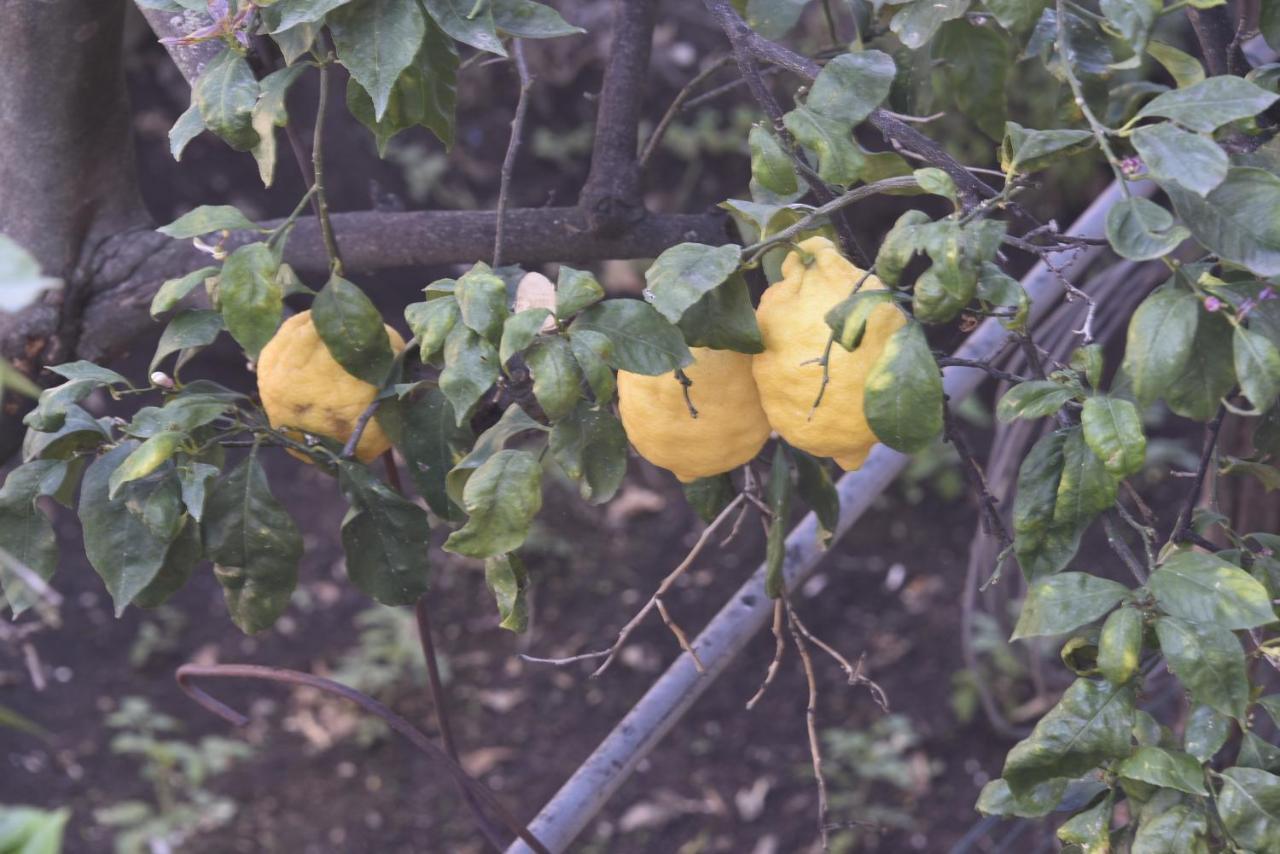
left=1204, top=296, right=1222, bottom=312
left=1262, top=286, right=1276, bottom=302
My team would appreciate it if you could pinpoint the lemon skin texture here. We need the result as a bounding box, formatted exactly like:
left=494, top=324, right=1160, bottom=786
left=617, top=347, right=771, bottom=483
left=752, top=236, right=904, bottom=471
left=257, top=311, right=405, bottom=463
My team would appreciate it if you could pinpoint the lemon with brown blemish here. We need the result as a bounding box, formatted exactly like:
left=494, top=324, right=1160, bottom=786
left=617, top=347, right=771, bottom=483
left=257, top=310, right=405, bottom=463
left=752, top=236, right=904, bottom=471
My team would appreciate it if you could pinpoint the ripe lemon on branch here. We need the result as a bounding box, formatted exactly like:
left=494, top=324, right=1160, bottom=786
left=618, top=347, right=771, bottom=483
left=753, top=236, right=904, bottom=470
left=257, top=310, right=405, bottom=463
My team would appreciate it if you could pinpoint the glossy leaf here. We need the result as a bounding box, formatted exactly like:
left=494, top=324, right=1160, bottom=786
left=329, top=0, right=426, bottom=120
left=1002, top=678, right=1135, bottom=793
left=0, top=462, right=60, bottom=617
left=338, top=461, right=431, bottom=606
left=569, top=329, right=617, bottom=403
left=1149, top=550, right=1275, bottom=629
left=890, top=0, right=970, bottom=49
left=864, top=322, right=943, bottom=454
left=1097, top=606, right=1143, bottom=684
left=1012, top=572, right=1130, bottom=639
left=1216, top=767, right=1280, bottom=851
left=1131, top=122, right=1227, bottom=196
left=405, top=295, right=460, bottom=363
left=219, top=242, right=282, bottom=360
left=1156, top=616, right=1249, bottom=719
left=645, top=243, right=743, bottom=325
left=1118, top=746, right=1207, bottom=794
left=1235, top=324, right=1280, bottom=411
left=1100, top=0, right=1158, bottom=51
left=498, top=309, right=552, bottom=367
left=1131, top=804, right=1209, bottom=854
left=677, top=273, right=764, bottom=354
left=555, top=267, right=604, bottom=319
left=783, top=106, right=863, bottom=186
left=380, top=390, right=469, bottom=521
left=1134, top=76, right=1278, bottom=132
left=491, top=0, right=582, bottom=37
left=313, top=275, right=396, bottom=385
left=749, top=125, right=797, bottom=195
left=1184, top=704, right=1231, bottom=762
left=107, top=432, right=184, bottom=499
left=346, top=19, right=458, bottom=152
left=259, top=0, right=352, bottom=32
left=1055, top=793, right=1113, bottom=850
left=570, top=300, right=692, bottom=376
left=997, top=381, right=1078, bottom=422
left=1121, top=287, right=1199, bottom=407
left=806, top=50, right=896, bottom=126
left=150, top=309, right=224, bottom=373
left=764, top=444, right=792, bottom=599
left=1081, top=396, right=1145, bottom=476
left=158, top=205, right=261, bottom=239
left=1168, top=310, right=1235, bottom=421
left=1106, top=197, right=1190, bottom=261
left=193, top=49, right=260, bottom=151
left=484, top=553, right=529, bottom=632
left=445, top=404, right=545, bottom=505
left=1001, top=122, right=1094, bottom=173
left=1166, top=167, right=1280, bottom=276
left=455, top=263, right=510, bottom=343
left=549, top=401, right=627, bottom=504
left=151, top=266, right=218, bottom=317
left=422, top=0, right=505, bottom=54
left=792, top=448, right=839, bottom=547
left=440, top=325, right=500, bottom=426
left=444, top=449, right=543, bottom=559
left=933, top=22, right=1009, bottom=139
left=525, top=335, right=582, bottom=421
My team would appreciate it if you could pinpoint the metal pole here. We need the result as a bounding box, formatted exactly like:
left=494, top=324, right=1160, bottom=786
left=509, top=181, right=1139, bottom=853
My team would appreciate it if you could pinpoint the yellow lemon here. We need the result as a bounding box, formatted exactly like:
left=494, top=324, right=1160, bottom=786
left=257, top=310, right=405, bottom=463
left=617, top=347, right=771, bottom=483
left=752, top=236, right=904, bottom=470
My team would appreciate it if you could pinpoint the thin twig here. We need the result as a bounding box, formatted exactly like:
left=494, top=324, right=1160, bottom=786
left=174, top=664, right=551, bottom=854
left=786, top=603, right=830, bottom=852
left=1102, top=512, right=1148, bottom=584
left=521, top=493, right=747, bottom=674
left=494, top=41, right=533, bottom=268
left=788, top=605, right=888, bottom=712
left=653, top=598, right=704, bottom=671
left=944, top=401, right=1014, bottom=563
left=415, top=597, right=508, bottom=853
left=639, top=55, right=733, bottom=170
left=1172, top=404, right=1227, bottom=547
left=936, top=357, right=1027, bottom=385
left=740, top=178, right=919, bottom=261
left=746, top=599, right=786, bottom=709
left=312, top=56, right=344, bottom=275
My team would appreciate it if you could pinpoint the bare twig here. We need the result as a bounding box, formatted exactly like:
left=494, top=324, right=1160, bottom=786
left=944, top=401, right=1014, bottom=565
left=639, top=55, right=733, bottom=170
left=788, top=604, right=888, bottom=712
left=312, top=56, right=344, bottom=276
left=786, top=604, right=830, bottom=851
left=1172, top=404, right=1227, bottom=548
left=740, top=178, right=919, bottom=261
left=936, top=357, right=1026, bottom=385
left=175, top=664, right=551, bottom=854
left=1102, top=512, right=1148, bottom=584
left=494, top=42, right=533, bottom=268
left=746, top=599, right=786, bottom=709
left=521, top=493, right=747, bottom=674
left=653, top=598, right=704, bottom=671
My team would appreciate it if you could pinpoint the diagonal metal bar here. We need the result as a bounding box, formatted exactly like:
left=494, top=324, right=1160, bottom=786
left=507, top=180, right=1148, bottom=853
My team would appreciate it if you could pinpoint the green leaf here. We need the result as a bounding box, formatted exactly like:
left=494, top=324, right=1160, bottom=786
left=1013, top=430, right=1090, bottom=579
left=791, top=448, right=839, bottom=547
left=22, top=404, right=108, bottom=462
left=1240, top=731, right=1280, bottom=773
left=1131, top=804, right=1208, bottom=850
left=1100, top=0, right=1159, bottom=52
left=1056, top=793, right=1113, bottom=850
left=0, top=463, right=60, bottom=617
left=749, top=124, right=797, bottom=195
left=806, top=50, right=896, bottom=126
left=825, top=290, right=895, bottom=352
left=313, top=275, right=396, bottom=385
left=1097, top=606, right=1143, bottom=685
left=444, top=449, right=543, bottom=559
left=23, top=380, right=96, bottom=433
left=158, top=205, right=261, bottom=239
left=683, top=474, right=736, bottom=524
left=677, top=273, right=764, bottom=354
left=337, top=461, right=431, bottom=606
left=875, top=210, right=930, bottom=288
left=549, top=401, right=627, bottom=504
left=1156, top=616, right=1249, bottom=719
left=569, top=330, right=616, bottom=403
left=440, top=325, right=500, bottom=425
left=132, top=514, right=202, bottom=609
left=259, top=0, right=352, bottom=32
left=176, top=461, right=219, bottom=522
left=329, top=0, right=426, bottom=120
left=1236, top=324, right=1280, bottom=411
left=79, top=444, right=181, bottom=616
left=203, top=453, right=302, bottom=632
left=570, top=300, right=692, bottom=375
left=218, top=242, right=282, bottom=360
left=497, top=308, right=551, bottom=368
left=422, top=0, right=506, bottom=55
left=1002, top=678, right=1135, bottom=793
left=1216, top=767, right=1280, bottom=852
left=645, top=243, right=743, bottom=325
left=0, top=804, right=70, bottom=853
left=555, top=267, right=604, bottom=319
left=737, top=0, right=808, bottom=38
left=890, top=0, right=970, bottom=49
left=1118, top=747, right=1208, bottom=794
left=1106, top=197, right=1191, bottom=261
left=782, top=106, right=863, bottom=185
left=250, top=64, right=307, bottom=186
left=380, top=389, right=470, bottom=521
left=912, top=261, right=975, bottom=323
left=997, top=381, right=1078, bottom=422
left=1166, top=167, right=1280, bottom=276
left=1134, top=76, right=1278, bottom=132
left=405, top=295, right=461, bottom=362
left=169, top=101, right=205, bottom=160
left=455, top=263, right=510, bottom=343
left=445, top=404, right=545, bottom=504
left=933, top=22, right=1009, bottom=139
left=1168, top=309, right=1235, bottom=421
left=1132, top=123, right=1227, bottom=197
left=151, top=266, right=218, bottom=317
left=864, top=321, right=943, bottom=454
left=764, top=443, right=793, bottom=599
left=346, top=19, right=458, bottom=153
left=491, top=0, right=583, bottom=38
left=1149, top=550, right=1275, bottom=629
left=150, top=309, right=224, bottom=374
left=1001, top=122, right=1094, bottom=173
left=1056, top=426, right=1118, bottom=527
left=1121, top=287, right=1199, bottom=408
left=125, top=395, right=231, bottom=440
left=1185, top=704, right=1231, bottom=762
left=984, top=0, right=1042, bottom=34
left=525, top=335, right=582, bottom=421
left=484, top=553, right=529, bottom=632
left=108, top=432, right=184, bottom=499
left=975, top=777, right=1070, bottom=817
left=193, top=49, right=260, bottom=151
left=1081, top=396, right=1145, bottom=477
left=1012, top=572, right=1131, bottom=639
left=1147, top=41, right=1205, bottom=89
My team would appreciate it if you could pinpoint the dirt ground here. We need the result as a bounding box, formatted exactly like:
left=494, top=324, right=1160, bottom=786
left=0, top=4, right=1131, bottom=852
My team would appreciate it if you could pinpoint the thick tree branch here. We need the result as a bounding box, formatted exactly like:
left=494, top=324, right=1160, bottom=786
left=579, top=0, right=657, bottom=236
left=700, top=0, right=997, bottom=209
left=1187, top=6, right=1248, bottom=77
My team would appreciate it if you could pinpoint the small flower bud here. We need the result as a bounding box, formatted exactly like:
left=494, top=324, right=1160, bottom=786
left=150, top=371, right=175, bottom=389
left=1203, top=296, right=1222, bottom=313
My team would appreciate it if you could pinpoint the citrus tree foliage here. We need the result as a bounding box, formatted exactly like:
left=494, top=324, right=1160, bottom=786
left=7, top=0, right=1280, bottom=845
